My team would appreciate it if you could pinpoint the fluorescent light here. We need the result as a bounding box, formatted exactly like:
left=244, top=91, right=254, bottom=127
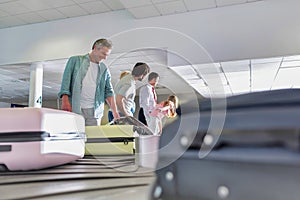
left=252, top=63, right=279, bottom=91
left=281, top=60, right=300, bottom=68
left=272, top=67, right=300, bottom=89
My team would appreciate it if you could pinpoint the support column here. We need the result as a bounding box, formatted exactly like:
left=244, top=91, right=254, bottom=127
left=28, top=62, right=43, bottom=108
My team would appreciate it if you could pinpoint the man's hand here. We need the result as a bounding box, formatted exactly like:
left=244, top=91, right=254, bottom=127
left=113, top=111, right=120, bottom=119
left=61, top=95, right=72, bottom=112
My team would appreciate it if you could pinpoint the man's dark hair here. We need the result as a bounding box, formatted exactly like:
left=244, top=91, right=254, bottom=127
left=132, top=62, right=150, bottom=77
left=92, top=38, right=113, bottom=50
left=148, top=72, right=159, bottom=82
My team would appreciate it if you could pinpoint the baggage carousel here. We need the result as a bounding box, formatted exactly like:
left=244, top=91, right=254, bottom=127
left=0, top=155, right=155, bottom=200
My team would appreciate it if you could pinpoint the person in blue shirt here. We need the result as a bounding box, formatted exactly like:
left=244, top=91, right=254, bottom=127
left=58, top=38, right=120, bottom=126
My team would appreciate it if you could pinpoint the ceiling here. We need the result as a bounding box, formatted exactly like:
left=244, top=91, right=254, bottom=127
left=171, top=55, right=300, bottom=97
left=2, top=0, right=299, bottom=105
left=0, top=0, right=262, bottom=29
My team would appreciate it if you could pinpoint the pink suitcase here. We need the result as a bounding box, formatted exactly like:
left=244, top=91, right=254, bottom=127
left=0, top=107, right=85, bottom=171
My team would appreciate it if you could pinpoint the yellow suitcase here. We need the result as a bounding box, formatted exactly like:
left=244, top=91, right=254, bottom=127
left=85, top=125, right=135, bottom=155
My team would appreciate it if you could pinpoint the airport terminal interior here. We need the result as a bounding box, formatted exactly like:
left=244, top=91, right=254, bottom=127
left=1, top=0, right=300, bottom=199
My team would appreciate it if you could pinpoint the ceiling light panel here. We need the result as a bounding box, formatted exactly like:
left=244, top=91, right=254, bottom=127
left=251, top=63, right=279, bottom=92
left=194, top=63, right=222, bottom=75
left=283, top=55, right=300, bottom=61
left=251, top=57, right=282, bottom=64
left=187, top=78, right=206, bottom=87
left=171, top=65, right=197, bottom=76
left=221, top=60, right=250, bottom=73
left=225, top=71, right=250, bottom=94
left=202, top=73, right=228, bottom=86
left=280, top=60, right=300, bottom=68
left=272, top=67, right=300, bottom=90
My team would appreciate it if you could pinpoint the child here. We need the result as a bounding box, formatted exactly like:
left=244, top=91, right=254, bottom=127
left=149, top=95, right=178, bottom=135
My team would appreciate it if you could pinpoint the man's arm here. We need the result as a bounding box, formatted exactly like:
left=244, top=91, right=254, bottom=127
left=58, top=56, right=77, bottom=112
left=58, top=57, right=76, bottom=97
left=116, top=94, right=131, bottom=116
left=106, top=96, right=120, bottom=119
left=103, top=68, right=120, bottom=119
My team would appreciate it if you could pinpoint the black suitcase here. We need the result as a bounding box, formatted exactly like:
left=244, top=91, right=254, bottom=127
left=150, top=89, right=300, bottom=200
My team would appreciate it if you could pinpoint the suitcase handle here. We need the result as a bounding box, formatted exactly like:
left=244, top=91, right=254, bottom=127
left=107, top=116, right=154, bottom=135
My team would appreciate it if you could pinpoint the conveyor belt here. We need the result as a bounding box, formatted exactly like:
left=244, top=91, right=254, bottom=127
left=0, top=156, right=155, bottom=200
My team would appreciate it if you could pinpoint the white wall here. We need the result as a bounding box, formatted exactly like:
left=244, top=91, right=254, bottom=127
left=0, top=0, right=299, bottom=65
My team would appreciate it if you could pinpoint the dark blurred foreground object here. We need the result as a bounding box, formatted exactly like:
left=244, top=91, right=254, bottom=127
left=151, top=89, right=300, bottom=200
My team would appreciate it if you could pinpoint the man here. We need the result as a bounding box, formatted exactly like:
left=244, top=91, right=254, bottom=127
left=58, top=38, right=119, bottom=126
left=114, top=62, right=150, bottom=117
left=138, top=72, right=159, bottom=126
